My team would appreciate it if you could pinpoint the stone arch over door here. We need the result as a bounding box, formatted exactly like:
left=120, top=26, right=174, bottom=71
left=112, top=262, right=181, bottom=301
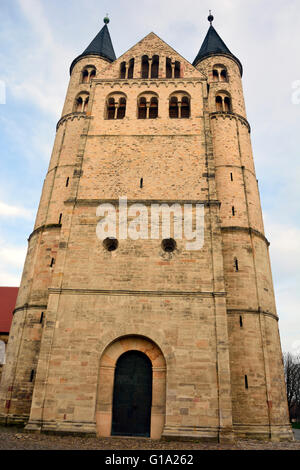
left=96, top=335, right=166, bottom=439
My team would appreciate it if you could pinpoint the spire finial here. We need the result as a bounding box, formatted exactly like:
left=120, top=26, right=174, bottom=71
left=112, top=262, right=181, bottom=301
left=103, top=14, right=110, bottom=25
left=208, top=10, right=214, bottom=25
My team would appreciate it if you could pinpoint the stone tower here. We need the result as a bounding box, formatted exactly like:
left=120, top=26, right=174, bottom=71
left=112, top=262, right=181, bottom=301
left=0, top=15, right=293, bottom=442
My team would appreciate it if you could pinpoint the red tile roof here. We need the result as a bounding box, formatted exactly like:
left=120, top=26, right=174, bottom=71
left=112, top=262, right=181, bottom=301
left=0, top=287, right=18, bottom=333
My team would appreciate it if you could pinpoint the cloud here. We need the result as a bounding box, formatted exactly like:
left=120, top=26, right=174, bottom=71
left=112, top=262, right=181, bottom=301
left=267, top=219, right=300, bottom=279
left=0, top=243, right=27, bottom=268
left=17, top=0, right=54, bottom=46
left=1, top=0, right=70, bottom=117
left=0, top=114, right=54, bottom=165
left=0, top=271, right=22, bottom=287
left=264, top=215, right=300, bottom=353
left=277, top=288, right=300, bottom=354
left=0, top=238, right=26, bottom=287
left=0, top=201, right=35, bottom=220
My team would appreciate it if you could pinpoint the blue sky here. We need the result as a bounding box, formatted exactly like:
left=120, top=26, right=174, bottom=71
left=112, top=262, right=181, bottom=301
left=0, top=0, right=299, bottom=353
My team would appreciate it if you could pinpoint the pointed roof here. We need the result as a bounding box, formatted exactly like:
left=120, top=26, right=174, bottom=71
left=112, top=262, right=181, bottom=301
left=70, top=19, right=116, bottom=74
left=193, top=18, right=243, bottom=76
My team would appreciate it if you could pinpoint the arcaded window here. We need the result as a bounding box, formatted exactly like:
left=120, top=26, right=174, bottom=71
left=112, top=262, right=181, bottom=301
left=141, top=55, right=160, bottom=79
left=213, top=69, right=219, bottom=81
left=82, top=69, right=89, bottom=83
left=128, top=58, right=134, bottom=79
left=215, top=92, right=232, bottom=112
left=181, top=96, right=190, bottom=118
left=120, top=59, right=134, bottom=79
left=220, top=69, right=227, bottom=82
left=216, top=95, right=223, bottom=111
left=166, top=58, right=181, bottom=78
left=138, top=92, right=159, bottom=119
left=224, top=96, right=231, bottom=112
left=174, top=61, right=180, bottom=78
left=75, top=96, right=83, bottom=112
left=212, top=65, right=228, bottom=83
left=117, top=97, right=126, bottom=119
left=166, top=58, right=172, bottom=78
left=142, top=55, right=150, bottom=79
left=107, top=98, right=116, bottom=120
left=120, top=62, right=126, bottom=79
left=151, top=55, right=159, bottom=78
left=169, top=92, right=190, bottom=119
left=81, top=66, right=96, bottom=84
left=138, top=97, right=147, bottom=119
left=106, top=93, right=127, bottom=120
left=149, top=97, right=158, bottom=119
left=169, top=96, right=178, bottom=118
left=74, top=92, right=90, bottom=113
left=83, top=96, right=89, bottom=112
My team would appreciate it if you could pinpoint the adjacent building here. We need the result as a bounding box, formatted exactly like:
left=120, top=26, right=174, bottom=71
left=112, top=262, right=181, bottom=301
left=0, top=288, right=18, bottom=383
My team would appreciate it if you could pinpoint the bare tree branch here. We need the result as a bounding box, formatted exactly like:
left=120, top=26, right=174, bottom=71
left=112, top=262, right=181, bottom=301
left=283, top=353, right=300, bottom=421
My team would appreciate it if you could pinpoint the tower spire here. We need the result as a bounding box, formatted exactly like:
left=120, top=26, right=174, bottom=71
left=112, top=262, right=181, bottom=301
left=193, top=15, right=243, bottom=75
left=70, top=16, right=116, bottom=74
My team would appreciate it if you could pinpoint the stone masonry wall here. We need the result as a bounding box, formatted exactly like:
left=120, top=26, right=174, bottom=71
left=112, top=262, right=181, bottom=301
left=196, top=53, right=291, bottom=438
left=0, top=31, right=291, bottom=441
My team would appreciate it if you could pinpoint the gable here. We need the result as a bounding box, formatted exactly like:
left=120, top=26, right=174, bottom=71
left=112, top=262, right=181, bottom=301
left=100, top=32, right=205, bottom=80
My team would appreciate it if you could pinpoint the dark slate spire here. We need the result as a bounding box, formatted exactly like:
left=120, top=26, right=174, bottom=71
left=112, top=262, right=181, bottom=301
left=193, top=14, right=243, bottom=75
left=70, top=17, right=116, bottom=74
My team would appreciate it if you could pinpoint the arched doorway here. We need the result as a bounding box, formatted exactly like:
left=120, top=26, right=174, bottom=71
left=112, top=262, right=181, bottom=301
left=112, top=351, right=152, bottom=437
left=96, top=335, right=166, bottom=439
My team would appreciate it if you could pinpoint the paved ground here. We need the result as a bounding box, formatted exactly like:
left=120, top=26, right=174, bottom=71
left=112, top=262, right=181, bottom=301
left=0, top=426, right=300, bottom=450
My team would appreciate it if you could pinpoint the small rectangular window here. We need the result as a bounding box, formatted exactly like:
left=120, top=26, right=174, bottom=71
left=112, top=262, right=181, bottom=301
left=232, top=206, right=235, bottom=216
left=235, top=258, right=239, bottom=271
left=40, top=312, right=44, bottom=324
left=66, top=177, right=70, bottom=187
left=140, top=178, right=143, bottom=188
left=30, top=370, right=35, bottom=382
left=230, top=172, right=233, bottom=181
left=50, top=258, right=55, bottom=268
left=239, top=316, right=243, bottom=328
left=245, top=375, right=248, bottom=389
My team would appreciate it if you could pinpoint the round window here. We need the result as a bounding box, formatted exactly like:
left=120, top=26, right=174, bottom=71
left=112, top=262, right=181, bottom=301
left=161, top=238, right=177, bottom=253
left=103, top=237, right=119, bottom=252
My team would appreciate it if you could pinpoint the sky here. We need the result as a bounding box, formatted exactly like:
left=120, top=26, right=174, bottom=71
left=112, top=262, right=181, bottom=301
left=0, top=0, right=299, bottom=354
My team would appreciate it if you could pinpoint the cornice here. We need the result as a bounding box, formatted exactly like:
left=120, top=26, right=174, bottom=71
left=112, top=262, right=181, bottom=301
left=221, top=226, right=270, bottom=246
left=210, top=111, right=251, bottom=133
left=13, top=304, right=48, bottom=315
left=194, top=52, right=243, bottom=77
left=28, top=224, right=61, bottom=242
left=64, top=198, right=221, bottom=207
left=70, top=53, right=112, bottom=76
left=56, top=112, right=87, bottom=131
left=227, top=309, right=278, bottom=321
left=94, top=77, right=205, bottom=90
left=48, top=287, right=226, bottom=298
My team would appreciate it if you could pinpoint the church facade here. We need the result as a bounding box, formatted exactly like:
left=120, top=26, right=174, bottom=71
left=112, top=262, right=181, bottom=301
left=0, top=15, right=293, bottom=442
